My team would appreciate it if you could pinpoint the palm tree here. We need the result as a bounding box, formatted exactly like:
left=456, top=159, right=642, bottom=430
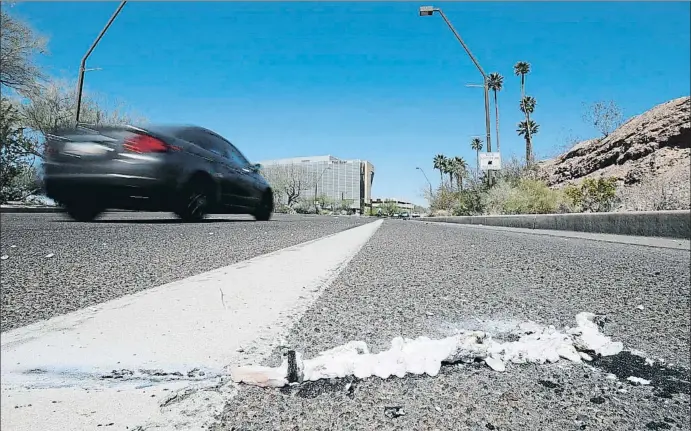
left=451, top=156, right=468, bottom=190
left=520, top=96, right=537, bottom=164
left=487, top=72, right=504, bottom=152
left=513, top=61, right=531, bottom=99
left=433, top=154, right=446, bottom=184
left=470, top=137, right=483, bottom=178
left=441, top=158, right=454, bottom=187
left=517, top=119, right=539, bottom=165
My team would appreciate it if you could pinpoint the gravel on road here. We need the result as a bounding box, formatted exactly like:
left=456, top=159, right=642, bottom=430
left=214, top=220, right=691, bottom=431
left=0, top=212, right=371, bottom=332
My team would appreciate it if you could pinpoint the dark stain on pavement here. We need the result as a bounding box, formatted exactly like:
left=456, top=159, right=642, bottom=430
left=281, top=375, right=361, bottom=399
left=538, top=379, right=560, bottom=389
left=590, top=351, right=690, bottom=398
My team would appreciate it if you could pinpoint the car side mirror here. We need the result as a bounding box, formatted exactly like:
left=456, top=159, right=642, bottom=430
left=251, top=163, right=261, bottom=173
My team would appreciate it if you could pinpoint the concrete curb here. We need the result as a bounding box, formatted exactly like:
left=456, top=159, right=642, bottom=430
left=414, top=210, right=691, bottom=239
left=0, top=206, right=62, bottom=214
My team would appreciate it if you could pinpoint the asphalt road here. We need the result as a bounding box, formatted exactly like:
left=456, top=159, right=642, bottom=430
left=0, top=211, right=371, bottom=332
left=2, top=214, right=689, bottom=430
left=214, top=220, right=690, bottom=431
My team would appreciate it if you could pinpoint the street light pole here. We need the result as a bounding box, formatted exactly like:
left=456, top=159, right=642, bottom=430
left=416, top=167, right=433, bottom=196
left=314, top=165, right=331, bottom=213
left=419, top=6, right=493, bottom=184
left=75, top=0, right=127, bottom=125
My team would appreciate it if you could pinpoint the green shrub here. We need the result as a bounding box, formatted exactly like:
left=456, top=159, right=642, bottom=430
left=564, top=177, right=619, bottom=212
left=482, top=178, right=566, bottom=215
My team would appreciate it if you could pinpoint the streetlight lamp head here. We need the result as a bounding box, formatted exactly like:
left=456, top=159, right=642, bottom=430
left=419, top=6, right=434, bottom=16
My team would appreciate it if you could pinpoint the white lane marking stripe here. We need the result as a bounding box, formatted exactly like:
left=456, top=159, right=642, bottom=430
left=1, top=219, right=382, bottom=431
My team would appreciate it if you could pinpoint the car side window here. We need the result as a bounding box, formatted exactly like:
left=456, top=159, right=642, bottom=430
left=178, top=129, right=217, bottom=153
left=226, top=143, right=250, bottom=168
left=208, top=134, right=250, bottom=168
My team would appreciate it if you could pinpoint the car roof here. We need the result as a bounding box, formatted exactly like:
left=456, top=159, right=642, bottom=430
left=141, top=123, right=200, bottom=137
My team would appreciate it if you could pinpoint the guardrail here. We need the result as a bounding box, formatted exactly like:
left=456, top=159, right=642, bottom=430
left=415, top=210, right=691, bottom=239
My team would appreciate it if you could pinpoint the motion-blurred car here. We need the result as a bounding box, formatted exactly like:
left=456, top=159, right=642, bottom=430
left=411, top=212, right=420, bottom=218
left=43, top=124, right=274, bottom=222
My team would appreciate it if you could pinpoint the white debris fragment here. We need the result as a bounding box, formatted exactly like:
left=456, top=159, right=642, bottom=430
left=568, top=312, right=623, bottom=356
left=579, top=352, right=593, bottom=361
left=10, top=245, right=17, bottom=248
left=45, top=253, right=55, bottom=258
left=605, top=373, right=618, bottom=380
left=484, top=357, right=505, bottom=372
left=645, top=358, right=655, bottom=366
left=1, top=255, right=8, bottom=260
left=627, top=376, right=651, bottom=385
left=231, top=312, right=627, bottom=388
left=636, top=305, right=645, bottom=310
left=230, top=358, right=289, bottom=388
left=618, top=388, right=628, bottom=393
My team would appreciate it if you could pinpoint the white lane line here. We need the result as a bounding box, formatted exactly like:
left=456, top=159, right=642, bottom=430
left=1, top=219, right=383, bottom=431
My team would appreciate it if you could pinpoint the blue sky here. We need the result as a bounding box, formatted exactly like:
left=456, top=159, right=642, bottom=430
left=10, top=1, right=690, bottom=204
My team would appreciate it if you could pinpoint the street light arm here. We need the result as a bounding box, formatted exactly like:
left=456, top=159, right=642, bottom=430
left=416, top=167, right=433, bottom=193
left=434, top=8, right=487, bottom=78
left=75, top=0, right=127, bottom=124
left=316, top=165, right=331, bottom=183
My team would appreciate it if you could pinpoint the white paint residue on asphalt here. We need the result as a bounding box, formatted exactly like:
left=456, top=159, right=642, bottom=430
left=232, top=312, right=624, bottom=388
left=1, top=219, right=383, bottom=431
left=627, top=376, right=651, bottom=385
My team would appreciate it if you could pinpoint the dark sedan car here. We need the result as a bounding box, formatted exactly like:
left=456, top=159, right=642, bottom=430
left=43, top=124, right=274, bottom=222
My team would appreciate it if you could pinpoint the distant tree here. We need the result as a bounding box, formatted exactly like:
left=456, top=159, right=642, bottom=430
left=18, top=80, right=142, bottom=159
left=451, top=156, right=468, bottom=190
left=517, top=119, right=539, bottom=165
left=513, top=61, right=531, bottom=99
left=470, top=137, right=483, bottom=178
left=487, top=72, right=504, bottom=152
left=260, top=163, right=308, bottom=208
left=519, top=96, right=537, bottom=165
left=0, top=97, right=39, bottom=203
left=380, top=199, right=400, bottom=217
left=0, top=11, right=48, bottom=95
left=441, top=157, right=454, bottom=186
left=582, top=100, right=624, bottom=138
left=433, top=154, right=446, bottom=184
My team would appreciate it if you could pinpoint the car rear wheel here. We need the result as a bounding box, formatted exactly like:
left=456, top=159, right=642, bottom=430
left=175, top=180, right=211, bottom=223
left=64, top=202, right=105, bottom=222
left=253, top=192, right=273, bottom=221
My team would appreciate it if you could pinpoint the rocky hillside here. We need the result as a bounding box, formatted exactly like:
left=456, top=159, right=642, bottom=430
left=539, top=96, right=691, bottom=211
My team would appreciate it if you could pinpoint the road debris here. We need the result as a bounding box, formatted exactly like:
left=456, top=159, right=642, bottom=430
left=230, top=312, right=624, bottom=388
left=383, top=406, right=405, bottom=419
left=627, top=376, right=651, bottom=385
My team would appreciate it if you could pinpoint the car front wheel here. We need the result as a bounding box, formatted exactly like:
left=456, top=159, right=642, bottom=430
left=64, top=202, right=105, bottom=222
left=175, top=181, right=211, bottom=222
left=253, top=192, right=273, bottom=221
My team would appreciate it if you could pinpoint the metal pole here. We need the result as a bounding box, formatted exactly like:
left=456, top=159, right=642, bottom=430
left=416, top=167, right=433, bottom=196
left=75, top=0, right=127, bottom=124
left=435, top=8, right=493, bottom=184
left=314, top=165, right=330, bottom=213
